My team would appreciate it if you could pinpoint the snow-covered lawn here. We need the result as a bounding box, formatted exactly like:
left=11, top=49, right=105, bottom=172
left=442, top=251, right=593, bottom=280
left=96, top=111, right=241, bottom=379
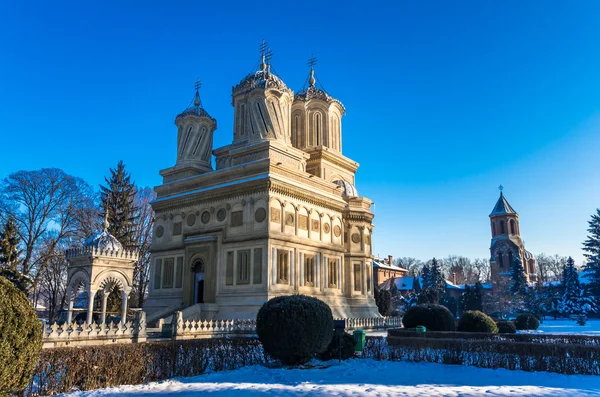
left=536, top=318, right=600, bottom=335
left=61, top=359, right=600, bottom=397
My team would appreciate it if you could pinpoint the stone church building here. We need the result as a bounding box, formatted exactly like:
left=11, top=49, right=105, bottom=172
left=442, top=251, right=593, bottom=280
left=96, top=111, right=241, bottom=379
left=144, top=54, right=379, bottom=322
left=489, top=191, right=537, bottom=293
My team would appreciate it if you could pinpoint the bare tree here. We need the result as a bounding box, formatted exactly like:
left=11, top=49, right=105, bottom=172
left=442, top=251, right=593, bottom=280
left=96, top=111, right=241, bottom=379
left=395, top=257, right=423, bottom=276
left=536, top=253, right=567, bottom=282
left=0, top=168, right=95, bottom=299
left=130, top=186, right=155, bottom=307
left=36, top=234, right=69, bottom=321
left=472, top=258, right=491, bottom=283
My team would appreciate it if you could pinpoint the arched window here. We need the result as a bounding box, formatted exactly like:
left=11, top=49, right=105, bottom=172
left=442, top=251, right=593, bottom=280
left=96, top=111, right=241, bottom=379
left=500, top=221, right=505, bottom=234
left=240, top=104, right=245, bottom=137
left=315, top=113, right=321, bottom=146
left=492, top=222, right=496, bottom=236
left=510, top=219, right=516, bottom=235
left=292, top=115, right=299, bottom=147
left=508, top=251, right=513, bottom=266
left=497, top=252, right=504, bottom=268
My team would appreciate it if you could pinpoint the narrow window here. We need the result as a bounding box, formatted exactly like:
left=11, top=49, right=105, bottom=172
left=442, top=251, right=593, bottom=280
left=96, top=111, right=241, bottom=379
left=163, top=258, right=174, bottom=289
left=315, top=113, right=321, bottom=146
left=366, top=265, right=371, bottom=292
left=237, top=250, right=251, bottom=284
left=510, top=220, right=516, bottom=235
left=508, top=251, right=514, bottom=266
left=277, top=250, right=289, bottom=284
left=154, top=259, right=162, bottom=290
left=354, top=263, right=362, bottom=291
left=500, top=221, right=505, bottom=234
left=497, top=253, right=504, bottom=268
left=304, top=255, right=315, bottom=286
left=226, top=251, right=234, bottom=285
left=292, top=115, right=299, bottom=147
left=175, top=257, right=183, bottom=288
left=253, top=248, right=263, bottom=284
left=328, top=259, right=338, bottom=288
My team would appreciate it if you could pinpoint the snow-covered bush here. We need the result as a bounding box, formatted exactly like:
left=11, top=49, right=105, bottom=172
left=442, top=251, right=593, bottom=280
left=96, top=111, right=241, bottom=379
left=496, top=320, right=517, bottom=334
left=401, top=304, right=456, bottom=331
left=515, top=313, right=540, bottom=330
left=256, top=294, right=333, bottom=365
left=0, top=276, right=42, bottom=394
left=457, top=310, right=498, bottom=333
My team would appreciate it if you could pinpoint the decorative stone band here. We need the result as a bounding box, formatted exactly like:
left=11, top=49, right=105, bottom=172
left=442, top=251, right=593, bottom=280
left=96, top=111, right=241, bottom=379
left=65, top=246, right=139, bottom=261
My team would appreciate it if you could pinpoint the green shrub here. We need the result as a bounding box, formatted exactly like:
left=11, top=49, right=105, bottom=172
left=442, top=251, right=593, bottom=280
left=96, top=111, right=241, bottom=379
left=496, top=320, right=517, bottom=334
left=402, top=304, right=456, bottom=331
left=0, top=276, right=42, bottom=394
left=374, top=287, right=392, bottom=316
left=256, top=295, right=333, bottom=365
left=457, top=310, right=498, bottom=333
left=515, top=313, right=540, bottom=330
left=318, top=332, right=355, bottom=361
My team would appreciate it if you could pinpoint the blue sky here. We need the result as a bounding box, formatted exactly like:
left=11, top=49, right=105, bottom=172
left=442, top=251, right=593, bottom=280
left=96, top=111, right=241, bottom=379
left=1, top=1, right=598, bottom=264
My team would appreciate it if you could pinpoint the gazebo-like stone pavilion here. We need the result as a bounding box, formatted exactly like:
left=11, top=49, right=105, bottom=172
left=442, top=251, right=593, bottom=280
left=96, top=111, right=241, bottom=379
left=65, top=217, right=138, bottom=325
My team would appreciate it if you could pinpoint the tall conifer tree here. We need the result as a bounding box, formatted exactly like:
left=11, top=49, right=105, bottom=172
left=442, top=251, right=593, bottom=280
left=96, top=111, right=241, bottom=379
left=0, top=217, right=21, bottom=271
left=99, top=161, right=139, bottom=249
left=583, top=209, right=600, bottom=297
left=509, top=255, right=527, bottom=295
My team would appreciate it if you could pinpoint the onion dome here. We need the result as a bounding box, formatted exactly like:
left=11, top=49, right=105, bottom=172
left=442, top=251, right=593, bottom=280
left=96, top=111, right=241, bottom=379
left=84, top=213, right=123, bottom=252
left=333, top=179, right=359, bottom=197
left=175, top=83, right=216, bottom=124
left=294, top=68, right=345, bottom=113
left=232, top=54, right=293, bottom=97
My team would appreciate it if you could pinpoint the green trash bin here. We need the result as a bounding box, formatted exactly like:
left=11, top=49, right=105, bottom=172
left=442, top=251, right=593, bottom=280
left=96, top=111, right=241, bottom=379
left=353, top=329, right=366, bottom=352
left=416, top=325, right=427, bottom=333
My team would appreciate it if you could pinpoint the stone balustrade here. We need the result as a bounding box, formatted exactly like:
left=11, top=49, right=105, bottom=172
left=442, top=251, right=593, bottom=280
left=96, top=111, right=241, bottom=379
left=41, top=311, right=147, bottom=348
left=169, top=311, right=257, bottom=340
left=65, top=246, right=139, bottom=260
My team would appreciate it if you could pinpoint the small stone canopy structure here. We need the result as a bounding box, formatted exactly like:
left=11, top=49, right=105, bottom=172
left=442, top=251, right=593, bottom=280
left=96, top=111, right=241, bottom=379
left=65, top=216, right=138, bottom=325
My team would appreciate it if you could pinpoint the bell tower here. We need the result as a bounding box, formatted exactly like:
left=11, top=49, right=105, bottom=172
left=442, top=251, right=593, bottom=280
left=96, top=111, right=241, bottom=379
left=489, top=187, right=537, bottom=294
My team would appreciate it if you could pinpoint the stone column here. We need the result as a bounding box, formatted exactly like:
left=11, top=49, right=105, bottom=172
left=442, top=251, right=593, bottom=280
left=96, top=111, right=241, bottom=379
left=289, top=249, right=294, bottom=287
left=299, top=252, right=304, bottom=287
left=66, top=289, right=74, bottom=324
left=337, top=258, right=342, bottom=292
left=121, top=290, right=129, bottom=324
left=100, top=291, right=109, bottom=325
left=316, top=254, right=321, bottom=290
left=86, top=288, right=96, bottom=326
left=271, top=247, right=277, bottom=285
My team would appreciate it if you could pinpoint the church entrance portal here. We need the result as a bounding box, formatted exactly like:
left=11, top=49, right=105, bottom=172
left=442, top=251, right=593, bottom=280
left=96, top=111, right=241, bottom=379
left=192, top=259, right=205, bottom=304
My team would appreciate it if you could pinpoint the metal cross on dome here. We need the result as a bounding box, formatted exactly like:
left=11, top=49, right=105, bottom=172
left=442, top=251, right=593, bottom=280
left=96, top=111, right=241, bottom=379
left=259, top=40, right=272, bottom=62
left=194, top=79, right=202, bottom=91
left=498, top=185, right=504, bottom=192
left=308, top=54, right=317, bottom=69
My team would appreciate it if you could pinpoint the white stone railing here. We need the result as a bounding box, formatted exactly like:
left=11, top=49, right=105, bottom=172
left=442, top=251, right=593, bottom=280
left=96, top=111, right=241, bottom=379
left=65, top=246, right=139, bottom=260
left=41, top=311, right=147, bottom=348
left=169, top=311, right=257, bottom=340
left=168, top=312, right=402, bottom=340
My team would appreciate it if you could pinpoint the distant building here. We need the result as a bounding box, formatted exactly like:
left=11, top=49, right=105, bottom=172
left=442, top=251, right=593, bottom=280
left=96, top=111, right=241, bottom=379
left=488, top=191, right=537, bottom=295
left=372, top=256, right=408, bottom=286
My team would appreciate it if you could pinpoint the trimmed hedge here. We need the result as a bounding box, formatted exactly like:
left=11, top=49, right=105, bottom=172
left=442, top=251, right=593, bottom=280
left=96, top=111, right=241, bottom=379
left=496, top=320, right=517, bottom=334
left=319, top=332, right=355, bottom=361
left=257, top=295, right=333, bottom=365
left=366, top=336, right=600, bottom=375
left=402, top=304, right=456, bottom=331
left=26, top=338, right=266, bottom=396
left=515, top=313, right=540, bottom=330
left=0, top=276, right=42, bottom=394
left=457, top=311, right=498, bottom=333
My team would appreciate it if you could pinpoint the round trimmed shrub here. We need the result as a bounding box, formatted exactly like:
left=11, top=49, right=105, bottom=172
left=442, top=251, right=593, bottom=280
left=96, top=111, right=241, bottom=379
left=318, top=332, right=355, bottom=361
left=0, top=276, right=42, bottom=394
left=515, top=313, right=540, bottom=330
left=457, top=310, right=498, bottom=333
left=496, top=320, right=517, bottom=334
left=257, top=294, right=333, bottom=365
left=402, top=304, right=456, bottom=331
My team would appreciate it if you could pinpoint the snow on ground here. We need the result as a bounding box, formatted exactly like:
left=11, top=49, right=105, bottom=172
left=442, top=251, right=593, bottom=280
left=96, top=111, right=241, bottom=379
left=61, top=359, right=600, bottom=397
left=536, top=318, right=600, bottom=335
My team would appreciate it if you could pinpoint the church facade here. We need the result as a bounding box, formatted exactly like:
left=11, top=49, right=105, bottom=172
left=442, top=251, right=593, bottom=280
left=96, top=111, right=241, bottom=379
left=489, top=191, right=537, bottom=294
left=144, top=54, right=379, bottom=322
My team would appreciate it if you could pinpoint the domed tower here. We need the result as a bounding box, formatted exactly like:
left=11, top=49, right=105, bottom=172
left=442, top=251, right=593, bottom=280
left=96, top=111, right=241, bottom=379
left=231, top=53, right=293, bottom=145
left=489, top=188, right=537, bottom=294
left=291, top=57, right=357, bottom=184
left=160, top=82, right=217, bottom=183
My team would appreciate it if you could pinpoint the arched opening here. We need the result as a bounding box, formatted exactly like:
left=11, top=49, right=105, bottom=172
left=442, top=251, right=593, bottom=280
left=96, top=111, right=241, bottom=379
left=292, top=114, right=300, bottom=147
left=508, top=251, right=513, bottom=266
left=500, top=220, right=505, bottom=234
left=192, top=258, right=205, bottom=304
left=510, top=219, right=516, bottom=235
left=492, top=222, right=496, bottom=236
left=497, top=252, right=504, bottom=268
left=315, top=113, right=322, bottom=146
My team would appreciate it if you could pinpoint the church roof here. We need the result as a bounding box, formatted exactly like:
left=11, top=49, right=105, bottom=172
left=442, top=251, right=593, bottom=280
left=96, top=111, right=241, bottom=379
left=333, top=179, right=359, bottom=197
left=294, top=68, right=345, bottom=112
left=176, top=89, right=215, bottom=122
left=83, top=214, right=123, bottom=252
left=490, top=192, right=517, bottom=216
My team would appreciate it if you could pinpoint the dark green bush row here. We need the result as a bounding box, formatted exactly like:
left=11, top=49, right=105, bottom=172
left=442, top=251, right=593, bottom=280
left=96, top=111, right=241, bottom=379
left=496, top=320, right=517, bottom=334
left=25, top=338, right=267, bottom=396
left=457, top=311, right=498, bottom=333
left=387, top=329, right=600, bottom=345
left=366, top=336, right=600, bottom=375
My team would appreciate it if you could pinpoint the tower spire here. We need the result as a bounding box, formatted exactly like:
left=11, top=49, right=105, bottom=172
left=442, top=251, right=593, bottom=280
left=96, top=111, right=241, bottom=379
left=194, top=79, right=202, bottom=107
left=103, top=206, right=110, bottom=232
left=308, top=54, right=317, bottom=87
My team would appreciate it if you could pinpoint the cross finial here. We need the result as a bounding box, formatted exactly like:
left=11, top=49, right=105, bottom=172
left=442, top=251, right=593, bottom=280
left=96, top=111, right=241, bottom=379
left=308, top=54, right=317, bottom=69
left=193, top=79, right=201, bottom=107
left=498, top=185, right=504, bottom=195
left=103, top=205, right=110, bottom=232
left=194, top=78, right=201, bottom=91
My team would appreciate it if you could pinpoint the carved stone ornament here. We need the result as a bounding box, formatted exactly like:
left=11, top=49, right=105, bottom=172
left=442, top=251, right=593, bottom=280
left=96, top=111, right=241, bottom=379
left=285, top=213, right=295, bottom=226
left=270, top=207, right=281, bottom=223
left=217, top=208, right=227, bottom=222
left=351, top=233, right=360, bottom=243
left=155, top=225, right=164, bottom=238
left=312, top=219, right=320, bottom=232
left=323, top=223, right=330, bottom=234
left=333, top=225, right=341, bottom=237
left=255, top=207, right=267, bottom=223
left=201, top=211, right=211, bottom=224
left=231, top=211, right=243, bottom=227
left=173, top=222, right=182, bottom=236
left=365, top=235, right=371, bottom=245
left=187, top=213, right=196, bottom=227
left=298, top=215, right=308, bottom=230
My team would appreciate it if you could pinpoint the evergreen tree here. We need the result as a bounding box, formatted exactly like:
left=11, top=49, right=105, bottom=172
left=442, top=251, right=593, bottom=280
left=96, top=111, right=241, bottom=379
left=559, top=257, right=586, bottom=316
left=420, top=263, right=430, bottom=290
left=583, top=209, right=600, bottom=297
left=0, top=217, right=31, bottom=293
left=0, top=217, right=21, bottom=271
left=461, top=282, right=483, bottom=312
left=429, top=258, right=446, bottom=296
left=509, top=255, right=527, bottom=295
left=99, top=160, right=139, bottom=249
